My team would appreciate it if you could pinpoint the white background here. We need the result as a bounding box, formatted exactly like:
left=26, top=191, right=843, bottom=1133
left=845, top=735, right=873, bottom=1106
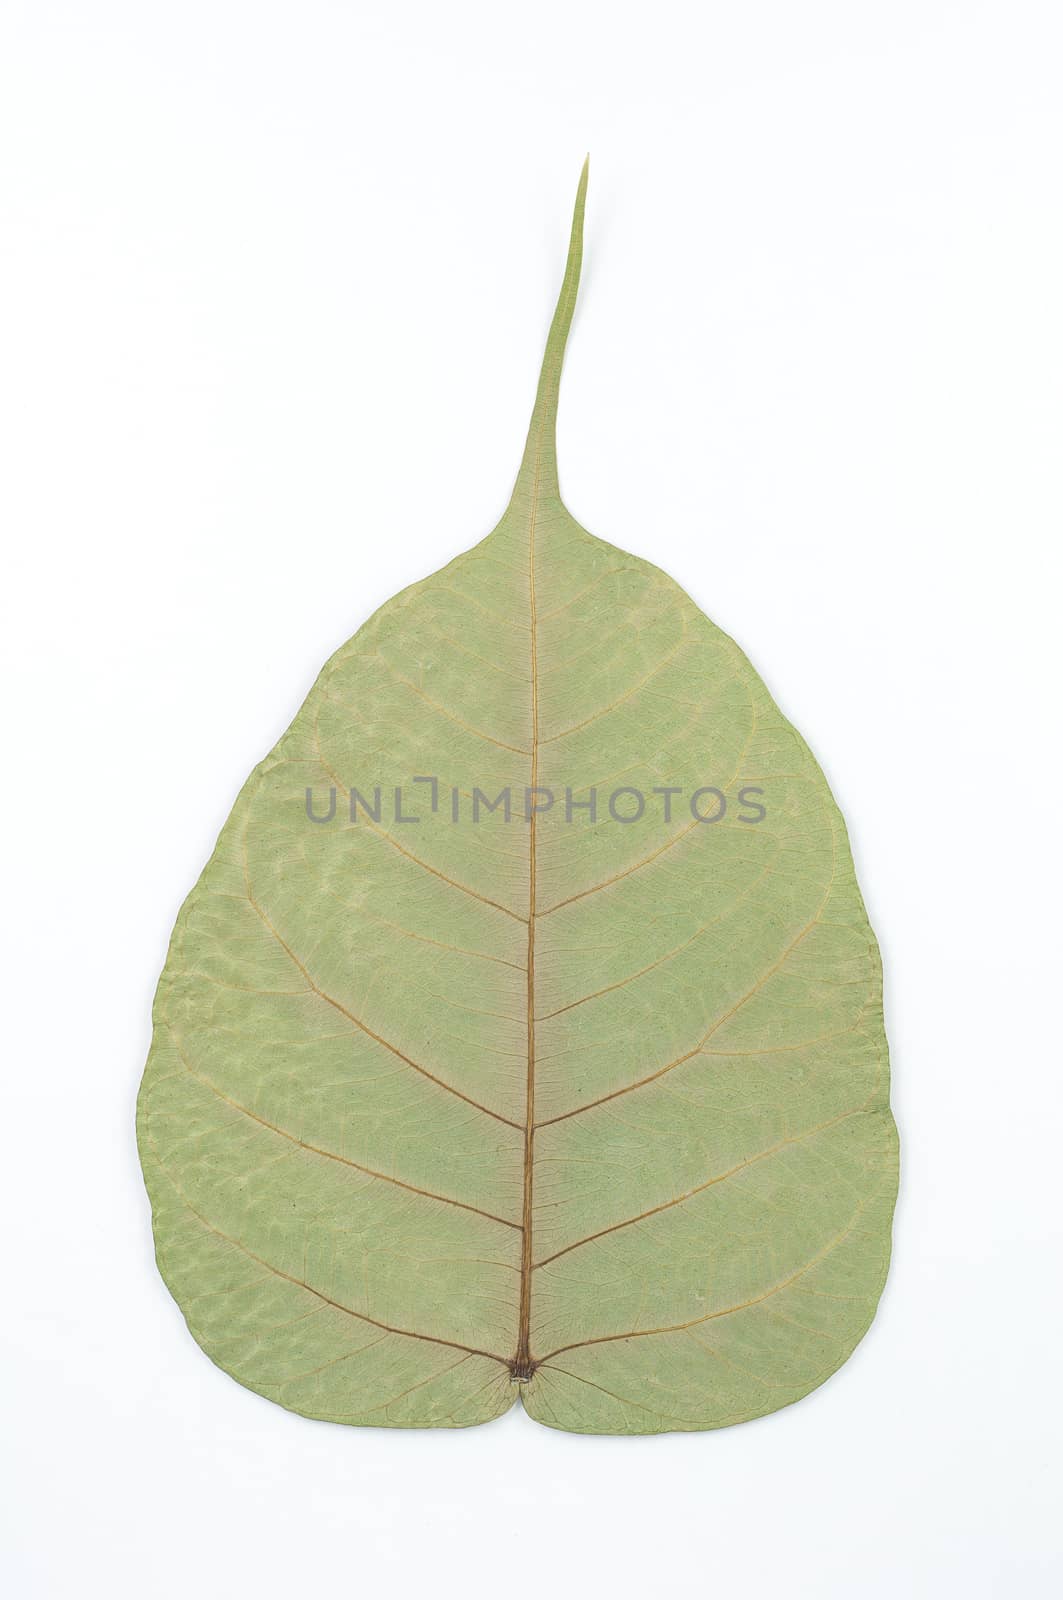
left=2, top=2, right=1061, bottom=1595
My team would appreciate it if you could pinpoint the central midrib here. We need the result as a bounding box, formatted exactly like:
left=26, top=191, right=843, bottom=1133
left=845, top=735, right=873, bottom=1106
left=509, top=163, right=585, bottom=1380
left=513, top=441, right=542, bottom=1381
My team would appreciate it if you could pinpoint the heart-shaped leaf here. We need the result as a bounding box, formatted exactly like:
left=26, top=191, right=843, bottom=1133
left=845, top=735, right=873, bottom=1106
left=138, top=163, right=898, bottom=1433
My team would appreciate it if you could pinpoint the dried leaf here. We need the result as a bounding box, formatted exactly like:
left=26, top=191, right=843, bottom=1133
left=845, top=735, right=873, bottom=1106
left=138, top=163, right=897, bottom=1433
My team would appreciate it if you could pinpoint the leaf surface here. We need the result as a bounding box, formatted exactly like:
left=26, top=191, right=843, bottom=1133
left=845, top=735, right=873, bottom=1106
left=138, top=163, right=898, bottom=1433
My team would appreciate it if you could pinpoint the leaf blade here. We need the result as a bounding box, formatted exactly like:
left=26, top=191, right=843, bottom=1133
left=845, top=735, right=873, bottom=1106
left=139, top=163, right=897, bottom=1433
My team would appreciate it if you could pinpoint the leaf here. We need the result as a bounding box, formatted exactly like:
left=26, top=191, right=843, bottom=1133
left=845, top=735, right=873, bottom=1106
left=138, top=161, right=898, bottom=1435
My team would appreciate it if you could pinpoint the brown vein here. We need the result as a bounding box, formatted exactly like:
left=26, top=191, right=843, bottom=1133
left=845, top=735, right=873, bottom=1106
left=536, top=1191, right=875, bottom=1364
left=163, top=1024, right=522, bottom=1230
left=434, top=580, right=531, bottom=632
left=368, top=652, right=530, bottom=754
left=539, top=619, right=688, bottom=745
left=149, top=1129, right=511, bottom=1368
left=532, top=1106, right=868, bottom=1267
left=536, top=680, right=758, bottom=917
left=510, top=161, right=588, bottom=1372
left=536, top=868, right=839, bottom=1128
left=315, top=885, right=526, bottom=972
left=420, top=620, right=529, bottom=684
left=514, top=439, right=542, bottom=1382
left=240, top=854, right=522, bottom=1129
left=538, top=815, right=703, bottom=917
left=534, top=853, right=776, bottom=1022
left=308, top=736, right=528, bottom=923
left=536, top=565, right=644, bottom=622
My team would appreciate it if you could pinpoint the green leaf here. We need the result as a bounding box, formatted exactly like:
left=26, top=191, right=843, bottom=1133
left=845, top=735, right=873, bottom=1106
left=138, top=161, right=898, bottom=1434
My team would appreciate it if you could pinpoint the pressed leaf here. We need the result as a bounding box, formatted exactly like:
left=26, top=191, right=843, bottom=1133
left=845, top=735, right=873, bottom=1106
left=138, top=162, right=898, bottom=1434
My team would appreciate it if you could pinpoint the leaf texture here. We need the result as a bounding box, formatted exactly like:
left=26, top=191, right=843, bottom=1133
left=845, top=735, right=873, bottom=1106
left=138, top=162, right=898, bottom=1434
